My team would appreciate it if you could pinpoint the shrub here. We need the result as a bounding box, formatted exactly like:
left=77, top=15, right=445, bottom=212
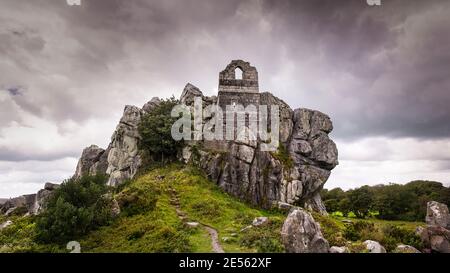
left=343, top=221, right=423, bottom=252
left=239, top=218, right=284, bottom=253
left=380, top=224, right=423, bottom=252
left=270, top=144, right=293, bottom=169
left=35, top=174, right=112, bottom=244
left=312, top=213, right=347, bottom=246
left=343, top=221, right=377, bottom=241
left=138, top=96, right=184, bottom=163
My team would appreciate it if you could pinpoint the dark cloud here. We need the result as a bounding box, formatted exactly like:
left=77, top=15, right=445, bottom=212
left=1, top=0, right=450, bottom=196
left=0, top=146, right=76, bottom=162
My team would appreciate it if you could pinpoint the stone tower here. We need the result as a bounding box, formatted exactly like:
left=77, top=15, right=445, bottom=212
left=216, top=60, right=261, bottom=146
left=218, top=60, right=259, bottom=93
left=218, top=60, right=260, bottom=110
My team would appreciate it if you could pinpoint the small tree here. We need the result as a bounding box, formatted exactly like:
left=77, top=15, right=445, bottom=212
left=338, top=198, right=351, bottom=217
left=35, top=175, right=112, bottom=244
left=138, top=96, right=183, bottom=163
left=348, top=186, right=373, bottom=218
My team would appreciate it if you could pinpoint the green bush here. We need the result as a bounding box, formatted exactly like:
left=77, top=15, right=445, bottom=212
left=344, top=221, right=377, bottom=241
left=35, top=174, right=112, bottom=244
left=138, top=96, right=183, bottom=163
left=343, top=220, right=423, bottom=252
left=380, top=224, right=423, bottom=252
left=239, top=218, right=284, bottom=253
left=312, top=212, right=347, bottom=246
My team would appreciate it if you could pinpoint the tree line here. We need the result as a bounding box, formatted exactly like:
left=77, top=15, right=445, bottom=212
left=321, top=181, right=450, bottom=221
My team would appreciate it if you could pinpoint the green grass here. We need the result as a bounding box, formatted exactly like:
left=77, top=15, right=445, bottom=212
left=0, top=215, right=62, bottom=253
left=79, top=164, right=286, bottom=253
left=0, top=164, right=429, bottom=253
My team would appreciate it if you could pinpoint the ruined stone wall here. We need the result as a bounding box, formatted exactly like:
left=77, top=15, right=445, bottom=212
left=218, top=60, right=259, bottom=93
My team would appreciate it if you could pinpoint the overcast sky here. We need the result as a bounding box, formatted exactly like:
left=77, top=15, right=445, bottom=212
left=1, top=0, right=450, bottom=198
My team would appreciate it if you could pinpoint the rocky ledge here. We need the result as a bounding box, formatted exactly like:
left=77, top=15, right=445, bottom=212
left=179, top=83, right=338, bottom=212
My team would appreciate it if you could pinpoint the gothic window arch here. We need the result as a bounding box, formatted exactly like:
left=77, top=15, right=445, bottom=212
left=235, top=67, right=243, bottom=80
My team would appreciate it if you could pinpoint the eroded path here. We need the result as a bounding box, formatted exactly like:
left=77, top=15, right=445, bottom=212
left=168, top=186, right=224, bottom=253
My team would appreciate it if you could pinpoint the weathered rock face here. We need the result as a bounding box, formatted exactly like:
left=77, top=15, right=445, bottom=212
left=106, top=105, right=144, bottom=186
left=74, top=145, right=108, bottom=179
left=0, top=183, right=59, bottom=216
left=73, top=98, right=161, bottom=187
left=180, top=83, right=338, bottom=213
left=426, top=226, right=450, bottom=253
left=363, top=240, right=387, bottom=253
left=281, top=208, right=329, bottom=253
left=418, top=201, right=450, bottom=253
left=426, top=201, right=450, bottom=229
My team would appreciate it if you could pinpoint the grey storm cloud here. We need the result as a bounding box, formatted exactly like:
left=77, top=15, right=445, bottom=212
left=1, top=0, right=450, bottom=197
left=0, top=0, right=450, bottom=159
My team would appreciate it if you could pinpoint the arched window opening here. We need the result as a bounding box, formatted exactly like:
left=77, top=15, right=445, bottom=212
left=235, top=67, right=243, bottom=80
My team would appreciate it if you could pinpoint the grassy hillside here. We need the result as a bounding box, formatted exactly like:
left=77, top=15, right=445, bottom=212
left=79, top=164, right=286, bottom=253
left=0, top=164, right=426, bottom=253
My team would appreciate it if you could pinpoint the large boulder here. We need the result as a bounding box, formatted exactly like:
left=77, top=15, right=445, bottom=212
left=281, top=208, right=329, bottom=253
left=417, top=201, right=450, bottom=253
left=0, top=194, right=36, bottom=216
left=363, top=240, right=386, bottom=253
left=32, top=183, right=60, bottom=214
left=252, top=217, right=269, bottom=227
left=329, top=246, right=349, bottom=253
left=142, top=97, right=161, bottom=113
left=180, top=83, right=203, bottom=105
left=422, top=226, right=450, bottom=253
left=0, top=220, right=13, bottom=231
left=73, top=145, right=108, bottom=179
left=426, top=201, right=450, bottom=229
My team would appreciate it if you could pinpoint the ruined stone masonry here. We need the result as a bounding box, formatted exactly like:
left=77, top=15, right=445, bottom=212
left=181, top=60, right=339, bottom=213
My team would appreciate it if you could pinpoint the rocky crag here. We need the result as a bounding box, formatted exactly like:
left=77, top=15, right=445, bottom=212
left=1, top=60, right=338, bottom=216
left=0, top=183, right=59, bottom=216
left=416, top=201, right=450, bottom=253
left=177, top=60, right=338, bottom=212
